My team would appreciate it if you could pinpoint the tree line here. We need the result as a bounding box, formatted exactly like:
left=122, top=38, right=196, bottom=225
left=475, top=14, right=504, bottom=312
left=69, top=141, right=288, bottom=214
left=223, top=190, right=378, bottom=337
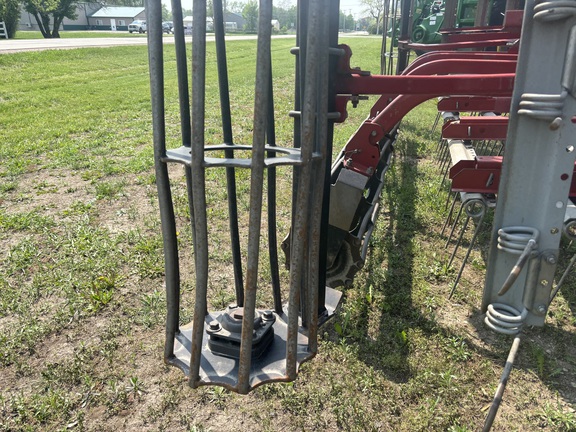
left=0, top=0, right=388, bottom=39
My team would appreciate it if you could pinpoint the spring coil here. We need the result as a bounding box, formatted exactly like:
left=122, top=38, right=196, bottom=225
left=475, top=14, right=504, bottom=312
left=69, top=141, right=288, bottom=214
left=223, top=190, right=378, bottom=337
left=563, top=219, right=576, bottom=240
left=534, top=0, right=576, bottom=22
left=485, top=303, right=529, bottom=335
left=464, top=197, right=486, bottom=219
left=518, top=91, right=567, bottom=121
left=486, top=227, right=539, bottom=334
left=497, top=226, right=540, bottom=254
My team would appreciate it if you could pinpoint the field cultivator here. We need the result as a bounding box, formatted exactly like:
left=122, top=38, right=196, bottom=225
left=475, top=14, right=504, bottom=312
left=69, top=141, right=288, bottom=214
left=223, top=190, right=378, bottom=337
left=146, top=0, right=576, bottom=427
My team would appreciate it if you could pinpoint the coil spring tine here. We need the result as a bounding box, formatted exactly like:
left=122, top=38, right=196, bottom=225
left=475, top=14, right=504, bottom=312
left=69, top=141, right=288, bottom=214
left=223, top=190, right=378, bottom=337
left=518, top=91, right=567, bottom=120
left=432, top=111, right=442, bottom=135
left=448, top=215, right=470, bottom=268
left=549, top=251, right=576, bottom=304
left=476, top=140, right=486, bottom=156
left=440, top=163, right=451, bottom=191
left=448, top=209, right=487, bottom=299
left=438, top=138, right=449, bottom=163
left=482, top=335, right=522, bottom=432
left=485, top=304, right=528, bottom=335
left=534, top=1, right=576, bottom=22
left=497, top=236, right=537, bottom=295
left=444, top=188, right=456, bottom=210
left=442, top=193, right=459, bottom=236
left=485, top=227, right=539, bottom=335
left=445, top=200, right=465, bottom=249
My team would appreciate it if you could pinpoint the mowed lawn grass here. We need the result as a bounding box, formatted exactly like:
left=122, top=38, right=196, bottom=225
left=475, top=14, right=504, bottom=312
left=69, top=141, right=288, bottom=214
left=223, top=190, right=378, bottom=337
left=1, top=37, right=575, bottom=431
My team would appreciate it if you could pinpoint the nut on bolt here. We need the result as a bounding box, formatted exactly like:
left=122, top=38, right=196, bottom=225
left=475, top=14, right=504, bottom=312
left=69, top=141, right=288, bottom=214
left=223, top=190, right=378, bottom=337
left=545, top=254, right=557, bottom=265
left=536, top=304, right=547, bottom=314
left=208, top=320, right=221, bottom=332
left=262, top=310, right=274, bottom=321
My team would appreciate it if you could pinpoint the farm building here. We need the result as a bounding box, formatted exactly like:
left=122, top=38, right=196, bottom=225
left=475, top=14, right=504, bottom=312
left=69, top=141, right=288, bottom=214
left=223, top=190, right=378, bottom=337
left=17, top=3, right=145, bottom=32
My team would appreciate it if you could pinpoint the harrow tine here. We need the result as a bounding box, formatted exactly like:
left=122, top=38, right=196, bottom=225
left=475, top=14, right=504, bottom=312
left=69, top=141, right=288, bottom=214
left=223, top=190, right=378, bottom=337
left=436, top=137, right=447, bottom=160
left=476, top=139, right=487, bottom=156
left=445, top=199, right=465, bottom=249
left=442, top=193, right=459, bottom=236
left=431, top=111, right=442, bottom=135
left=448, top=208, right=487, bottom=299
left=488, top=140, right=499, bottom=156
left=448, top=214, right=470, bottom=268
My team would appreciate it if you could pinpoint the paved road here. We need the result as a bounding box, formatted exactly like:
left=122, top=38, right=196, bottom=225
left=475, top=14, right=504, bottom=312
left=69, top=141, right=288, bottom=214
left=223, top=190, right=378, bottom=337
left=0, top=34, right=297, bottom=54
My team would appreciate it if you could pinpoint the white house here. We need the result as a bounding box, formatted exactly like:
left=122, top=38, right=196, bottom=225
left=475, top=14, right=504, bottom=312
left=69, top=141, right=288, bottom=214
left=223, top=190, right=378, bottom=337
left=18, top=3, right=145, bottom=32
left=182, top=16, right=214, bottom=32
left=87, top=7, right=146, bottom=31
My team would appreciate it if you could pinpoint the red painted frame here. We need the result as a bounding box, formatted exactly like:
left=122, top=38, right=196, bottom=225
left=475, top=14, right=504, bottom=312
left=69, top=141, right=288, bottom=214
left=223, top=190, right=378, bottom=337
left=442, top=116, right=509, bottom=140
left=450, top=157, right=576, bottom=197
left=333, top=47, right=516, bottom=176
left=437, top=96, right=512, bottom=113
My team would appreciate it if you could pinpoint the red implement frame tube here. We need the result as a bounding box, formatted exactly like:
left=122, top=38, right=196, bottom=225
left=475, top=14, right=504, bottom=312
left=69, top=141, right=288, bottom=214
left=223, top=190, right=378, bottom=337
left=334, top=73, right=514, bottom=176
left=450, top=157, right=576, bottom=197
left=336, top=58, right=516, bottom=122
left=366, top=52, right=516, bottom=118
left=437, top=96, right=512, bottom=113
left=442, top=116, right=509, bottom=140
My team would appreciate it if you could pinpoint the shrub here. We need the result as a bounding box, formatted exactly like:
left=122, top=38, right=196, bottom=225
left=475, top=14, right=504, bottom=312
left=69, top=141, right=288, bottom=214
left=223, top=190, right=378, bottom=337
left=0, top=0, right=20, bottom=38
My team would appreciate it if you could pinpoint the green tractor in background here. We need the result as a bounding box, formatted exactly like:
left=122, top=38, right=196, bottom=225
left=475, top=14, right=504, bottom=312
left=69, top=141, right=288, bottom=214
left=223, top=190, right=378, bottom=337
left=391, top=0, right=506, bottom=45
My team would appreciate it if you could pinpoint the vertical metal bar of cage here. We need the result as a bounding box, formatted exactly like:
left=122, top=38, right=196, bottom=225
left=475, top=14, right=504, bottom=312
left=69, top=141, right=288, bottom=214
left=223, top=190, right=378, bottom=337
left=170, top=0, right=197, bottom=276
left=213, top=0, right=245, bottom=306
left=294, top=0, right=310, bottom=329
left=188, top=0, right=209, bottom=388
left=170, top=0, right=191, bottom=146
left=237, top=0, right=273, bottom=394
left=306, top=0, right=332, bottom=352
left=146, top=0, right=180, bottom=363
left=265, top=60, right=284, bottom=314
left=286, top=0, right=324, bottom=376
left=317, top=0, right=340, bottom=317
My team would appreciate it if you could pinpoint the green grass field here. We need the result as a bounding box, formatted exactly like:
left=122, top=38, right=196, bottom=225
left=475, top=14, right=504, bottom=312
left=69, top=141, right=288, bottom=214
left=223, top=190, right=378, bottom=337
left=0, top=37, right=575, bottom=431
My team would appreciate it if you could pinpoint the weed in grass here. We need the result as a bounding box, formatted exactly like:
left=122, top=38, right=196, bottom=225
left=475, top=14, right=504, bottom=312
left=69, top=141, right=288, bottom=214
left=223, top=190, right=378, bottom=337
left=444, top=336, right=472, bottom=362
left=448, top=425, right=472, bottom=432
left=427, top=253, right=455, bottom=282
left=0, top=180, right=17, bottom=193
left=128, top=230, right=165, bottom=278
left=538, top=402, right=576, bottom=431
left=203, top=386, right=230, bottom=409
left=423, top=294, right=438, bottom=312
left=334, top=310, right=352, bottom=339
left=126, top=376, right=146, bottom=398
left=0, top=210, right=55, bottom=232
left=94, top=179, right=127, bottom=199
left=531, top=345, right=547, bottom=378
left=85, top=275, right=116, bottom=312
left=139, top=289, right=165, bottom=327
